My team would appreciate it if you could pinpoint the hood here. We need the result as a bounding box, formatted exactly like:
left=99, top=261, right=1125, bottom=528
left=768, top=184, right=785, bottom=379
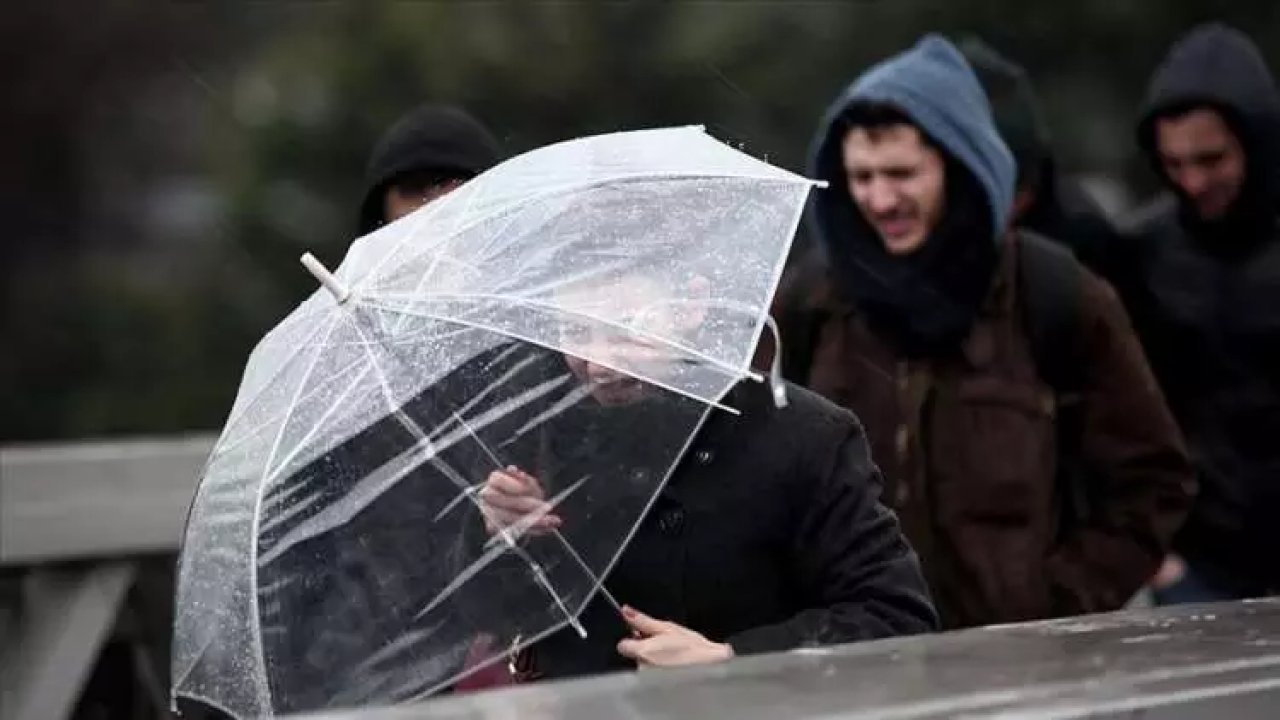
left=806, top=34, right=1016, bottom=356
left=1137, top=23, right=1280, bottom=227
left=958, top=37, right=1053, bottom=193
left=811, top=34, right=1016, bottom=243
left=358, top=105, right=502, bottom=235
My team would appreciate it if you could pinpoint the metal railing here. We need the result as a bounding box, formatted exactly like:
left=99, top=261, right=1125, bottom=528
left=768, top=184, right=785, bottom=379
left=3, top=435, right=1276, bottom=720
left=1, top=435, right=214, bottom=720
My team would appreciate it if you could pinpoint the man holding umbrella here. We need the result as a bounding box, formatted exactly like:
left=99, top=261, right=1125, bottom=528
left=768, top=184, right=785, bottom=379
left=173, top=126, right=937, bottom=719
left=474, top=268, right=938, bottom=681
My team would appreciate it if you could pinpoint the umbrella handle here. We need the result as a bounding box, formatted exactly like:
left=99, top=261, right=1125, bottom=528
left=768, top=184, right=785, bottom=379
left=756, top=316, right=789, bottom=409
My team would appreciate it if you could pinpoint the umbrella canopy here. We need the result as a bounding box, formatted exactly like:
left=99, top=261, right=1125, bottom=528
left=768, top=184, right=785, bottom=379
left=172, top=126, right=821, bottom=718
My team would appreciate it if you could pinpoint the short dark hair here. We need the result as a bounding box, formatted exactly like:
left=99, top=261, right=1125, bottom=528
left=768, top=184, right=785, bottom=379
left=839, top=100, right=939, bottom=150
left=1140, top=99, right=1245, bottom=163
left=1150, top=99, right=1242, bottom=132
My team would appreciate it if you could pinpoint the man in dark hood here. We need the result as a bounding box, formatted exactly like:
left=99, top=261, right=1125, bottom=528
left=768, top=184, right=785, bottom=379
left=959, top=38, right=1123, bottom=282
left=775, top=35, right=1194, bottom=628
left=357, top=104, right=502, bottom=235
left=1118, top=23, right=1280, bottom=602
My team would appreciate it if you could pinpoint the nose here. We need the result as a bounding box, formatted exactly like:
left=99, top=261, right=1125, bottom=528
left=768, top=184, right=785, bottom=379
left=585, top=361, right=618, bottom=380
left=866, top=179, right=899, bottom=215
left=1177, top=168, right=1211, bottom=197
left=571, top=332, right=624, bottom=370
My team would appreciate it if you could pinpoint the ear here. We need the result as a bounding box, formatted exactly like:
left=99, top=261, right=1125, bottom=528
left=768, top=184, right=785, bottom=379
left=1011, top=187, right=1035, bottom=225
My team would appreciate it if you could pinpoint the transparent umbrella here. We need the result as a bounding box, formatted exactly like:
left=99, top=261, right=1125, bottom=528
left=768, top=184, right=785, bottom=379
left=171, top=126, right=822, bottom=719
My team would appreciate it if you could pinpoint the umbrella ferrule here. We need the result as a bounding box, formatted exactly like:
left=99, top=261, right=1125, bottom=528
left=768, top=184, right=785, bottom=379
left=300, top=252, right=352, bottom=304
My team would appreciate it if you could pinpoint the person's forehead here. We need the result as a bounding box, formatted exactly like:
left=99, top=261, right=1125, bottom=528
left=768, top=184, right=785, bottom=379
left=842, top=126, right=930, bottom=164
left=1157, top=108, right=1235, bottom=146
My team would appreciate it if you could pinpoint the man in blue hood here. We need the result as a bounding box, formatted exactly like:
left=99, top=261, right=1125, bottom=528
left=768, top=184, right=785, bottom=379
left=1118, top=23, right=1280, bottom=603
left=775, top=35, right=1194, bottom=628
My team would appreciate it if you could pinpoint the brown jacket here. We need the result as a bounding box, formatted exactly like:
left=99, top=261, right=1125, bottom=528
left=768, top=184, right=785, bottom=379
left=770, top=235, right=1195, bottom=628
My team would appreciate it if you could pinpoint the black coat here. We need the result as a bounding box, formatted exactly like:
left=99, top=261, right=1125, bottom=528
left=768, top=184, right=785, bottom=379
left=1116, top=23, right=1280, bottom=594
left=516, top=380, right=939, bottom=681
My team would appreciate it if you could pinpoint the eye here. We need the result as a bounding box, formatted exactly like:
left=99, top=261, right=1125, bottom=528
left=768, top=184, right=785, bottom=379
left=1193, top=151, right=1227, bottom=169
left=885, top=166, right=916, bottom=182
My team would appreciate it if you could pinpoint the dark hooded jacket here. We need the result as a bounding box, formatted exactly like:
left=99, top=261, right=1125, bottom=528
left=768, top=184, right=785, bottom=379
left=1118, top=23, right=1280, bottom=595
left=775, top=35, right=1194, bottom=628
left=357, top=104, right=501, bottom=235
left=959, top=38, right=1124, bottom=282
left=807, top=37, right=1014, bottom=360
left=506, top=379, right=938, bottom=682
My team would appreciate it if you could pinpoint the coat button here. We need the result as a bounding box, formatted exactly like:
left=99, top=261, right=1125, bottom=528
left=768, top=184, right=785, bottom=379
left=658, top=508, right=685, bottom=535
left=694, top=449, right=714, bottom=465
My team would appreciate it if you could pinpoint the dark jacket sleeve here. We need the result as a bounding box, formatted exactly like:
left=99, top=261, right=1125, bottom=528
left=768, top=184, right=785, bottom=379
left=1045, top=272, right=1196, bottom=613
left=726, top=414, right=939, bottom=654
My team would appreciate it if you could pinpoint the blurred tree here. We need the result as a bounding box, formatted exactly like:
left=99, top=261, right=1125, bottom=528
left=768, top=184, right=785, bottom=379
left=3, top=0, right=1277, bottom=441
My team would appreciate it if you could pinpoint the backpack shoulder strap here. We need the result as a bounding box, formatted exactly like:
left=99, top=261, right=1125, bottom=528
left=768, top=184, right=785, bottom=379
left=773, top=251, right=836, bottom=388
left=1017, top=230, right=1085, bottom=394
left=1018, top=231, right=1101, bottom=532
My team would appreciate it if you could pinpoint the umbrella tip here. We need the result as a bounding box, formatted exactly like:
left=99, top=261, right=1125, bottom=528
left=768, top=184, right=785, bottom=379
left=300, top=252, right=351, bottom=304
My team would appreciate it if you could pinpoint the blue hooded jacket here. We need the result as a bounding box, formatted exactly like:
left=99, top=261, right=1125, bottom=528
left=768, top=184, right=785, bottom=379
left=806, top=35, right=1018, bottom=355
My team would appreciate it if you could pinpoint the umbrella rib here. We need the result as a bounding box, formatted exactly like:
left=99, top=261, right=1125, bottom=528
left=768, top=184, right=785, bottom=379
left=354, top=170, right=809, bottom=296
left=215, top=353, right=370, bottom=459
left=259, top=360, right=376, bottom=488
left=479, top=475, right=589, bottom=552
left=422, top=375, right=574, bottom=473
left=352, top=182, right=460, bottom=300
left=216, top=308, right=339, bottom=444
left=479, top=474, right=628, bottom=621
left=384, top=184, right=523, bottom=339
left=357, top=299, right=744, bottom=415
left=449, top=408, right=626, bottom=618
left=406, top=474, right=589, bottom=636
left=441, top=351, right=550, bottom=430
left=255, top=435, right=436, bottom=568
left=344, top=316, right=588, bottom=637
left=746, top=182, right=814, bottom=394
left=255, top=372, right=574, bottom=566
left=431, top=383, right=594, bottom=523
left=506, top=381, right=596, bottom=440
left=246, top=313, right=343, bottom=714
left=363, top=290, right=758, bottom=383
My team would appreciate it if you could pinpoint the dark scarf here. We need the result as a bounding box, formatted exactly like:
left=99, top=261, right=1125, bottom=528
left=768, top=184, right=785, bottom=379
left=820, top=158, right=998, bottom=358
